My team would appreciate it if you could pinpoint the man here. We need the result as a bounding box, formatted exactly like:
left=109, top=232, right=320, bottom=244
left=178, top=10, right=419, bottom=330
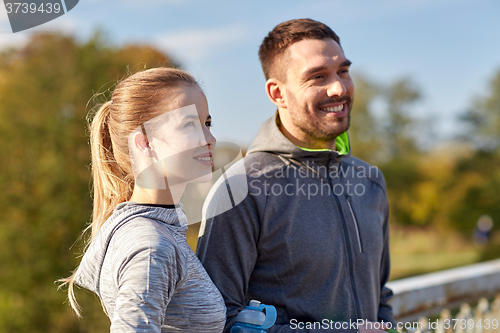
left=197, top=19, right=394, bottom=332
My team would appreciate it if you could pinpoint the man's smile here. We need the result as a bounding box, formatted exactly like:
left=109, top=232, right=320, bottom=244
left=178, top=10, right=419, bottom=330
left=319, top=102, right=346, bottom=114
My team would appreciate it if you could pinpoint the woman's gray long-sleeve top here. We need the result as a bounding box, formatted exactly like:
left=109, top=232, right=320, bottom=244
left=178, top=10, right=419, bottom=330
left=74, top=202, right=226, bottom=332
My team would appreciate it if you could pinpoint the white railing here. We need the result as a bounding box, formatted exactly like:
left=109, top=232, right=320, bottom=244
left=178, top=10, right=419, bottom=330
left=386, top=259, right=500, bottom=332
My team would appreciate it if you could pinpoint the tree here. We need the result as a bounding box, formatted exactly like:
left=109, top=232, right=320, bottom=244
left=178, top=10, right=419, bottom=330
left=0, top=31, right=175, bottom=332
left=461, top=70, right=500, bottom=150
left=349, top=73, right=383, bottom=164
left=349, top=75, right=424, bottom=163
left=383, top=77, right=421, bottom=158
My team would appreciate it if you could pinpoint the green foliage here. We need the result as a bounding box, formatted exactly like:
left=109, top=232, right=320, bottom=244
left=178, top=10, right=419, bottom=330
left=449, top=151, right=500, bottom=232
left=380, top=145, right=500, bottom=236
left=380, top=157, right=424, bottom=226
left=383, top=77, right=421, bottom=158
left=479, top=233, right=500, bottom=261
left=462, top=70, right=500, bottom=150
left=349, top=74, right=383, bottom=163
left=389, top=226, right=481, bottom=280
left=349, top=74, right=423, bottom=164
left=0, top=31, right=174, bottom=332
left=349, top=72, right=499, bottom=239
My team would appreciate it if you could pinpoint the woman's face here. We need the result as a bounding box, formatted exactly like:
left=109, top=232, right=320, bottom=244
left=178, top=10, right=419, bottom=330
left=132, top=85, right=216, bottom=189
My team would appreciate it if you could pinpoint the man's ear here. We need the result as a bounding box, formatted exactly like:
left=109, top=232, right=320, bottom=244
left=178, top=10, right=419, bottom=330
left=265, top=78, right=287, bottom=109
left=132, top=132, right=155, bottom=157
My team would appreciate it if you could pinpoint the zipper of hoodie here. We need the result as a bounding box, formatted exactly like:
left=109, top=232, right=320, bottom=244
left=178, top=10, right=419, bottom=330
left=327, top=160, right=362, bottom=319
left=347, top=196, right=363, bottom=253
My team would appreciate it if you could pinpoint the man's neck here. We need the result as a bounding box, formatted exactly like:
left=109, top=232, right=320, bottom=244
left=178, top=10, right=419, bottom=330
left=276, top=112, right=337, bottom=151
left=296, top=139, right=336, bottom=152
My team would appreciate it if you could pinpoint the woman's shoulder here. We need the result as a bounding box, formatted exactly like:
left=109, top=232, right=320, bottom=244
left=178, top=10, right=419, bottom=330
left=109, top=216, right=186, bottom=262
left=118, top=215, right=179, bottom=243
left=105, top=216, right=189, bottom=283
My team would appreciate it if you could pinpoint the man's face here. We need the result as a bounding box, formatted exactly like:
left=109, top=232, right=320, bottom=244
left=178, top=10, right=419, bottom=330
left=279, top=38, right=354, bottom=148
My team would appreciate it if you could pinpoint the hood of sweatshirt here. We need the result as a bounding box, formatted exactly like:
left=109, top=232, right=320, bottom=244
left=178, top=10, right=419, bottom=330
left=246, top=112, right=351, bottom=164
left=74, top=202, right=187, bottom=296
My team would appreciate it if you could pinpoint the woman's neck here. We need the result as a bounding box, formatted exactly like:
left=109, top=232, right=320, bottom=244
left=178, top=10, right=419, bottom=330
left=129, top=183, right=187, bottom=205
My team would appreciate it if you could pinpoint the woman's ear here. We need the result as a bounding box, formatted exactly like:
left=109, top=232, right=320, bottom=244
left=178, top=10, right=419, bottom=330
left=133, top=132, right=155, bottom=157
left=265, top=78, right=287, bottom=109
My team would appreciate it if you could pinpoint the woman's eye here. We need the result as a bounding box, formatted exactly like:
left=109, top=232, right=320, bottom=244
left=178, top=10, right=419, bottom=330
left=184, top=121, right=195, bottom=128
left=205, top=121, right=212, bottom=128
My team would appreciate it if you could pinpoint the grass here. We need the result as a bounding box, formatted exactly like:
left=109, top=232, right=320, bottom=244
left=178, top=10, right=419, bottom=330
left=389, top=226, right=482, bottom=280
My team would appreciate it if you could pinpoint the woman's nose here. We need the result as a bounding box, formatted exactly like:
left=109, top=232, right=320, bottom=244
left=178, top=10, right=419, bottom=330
left=204, top=127, right=216, bottom=150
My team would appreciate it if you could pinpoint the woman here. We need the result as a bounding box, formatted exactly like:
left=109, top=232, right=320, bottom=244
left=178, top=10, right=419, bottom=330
left=60, top=68, right=226, bottom=332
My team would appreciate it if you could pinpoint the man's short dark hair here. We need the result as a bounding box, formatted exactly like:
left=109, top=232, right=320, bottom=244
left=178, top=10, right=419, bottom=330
left=258, top=18, right=341, bottom=81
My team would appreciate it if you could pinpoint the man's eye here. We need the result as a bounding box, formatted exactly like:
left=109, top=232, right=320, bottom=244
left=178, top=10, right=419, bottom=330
left=205, top=121, right=212, bottom=128
left=311, top=74, right=324, bottom=80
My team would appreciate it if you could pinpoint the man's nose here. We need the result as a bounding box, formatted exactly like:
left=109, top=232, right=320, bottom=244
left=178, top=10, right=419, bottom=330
left=326, top=77, right=347, bottom=97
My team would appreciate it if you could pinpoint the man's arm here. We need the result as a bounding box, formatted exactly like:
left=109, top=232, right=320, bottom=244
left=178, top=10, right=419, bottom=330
left=197, top=182, right=261, bottom=332
left=377, top=192, right=395, bottom=325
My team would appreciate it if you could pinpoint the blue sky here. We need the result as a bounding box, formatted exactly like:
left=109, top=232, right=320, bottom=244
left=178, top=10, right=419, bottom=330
left=0, top=0, right=499, bottom=148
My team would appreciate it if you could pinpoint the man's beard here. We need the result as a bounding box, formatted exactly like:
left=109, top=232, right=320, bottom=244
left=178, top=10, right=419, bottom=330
left=303, top=112, right=351, bottom=142
left=289, top=95, right=352, bottom=142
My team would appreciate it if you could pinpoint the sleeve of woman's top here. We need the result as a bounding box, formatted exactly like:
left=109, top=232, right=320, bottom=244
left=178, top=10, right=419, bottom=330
left=109, top=219, right=185, bottom=333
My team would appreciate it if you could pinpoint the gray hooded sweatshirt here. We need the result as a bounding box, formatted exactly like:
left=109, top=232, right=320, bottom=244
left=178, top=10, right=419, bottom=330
left=74, top=202, right=226, bottom=333
left=197, top=114, right=394, bottom=332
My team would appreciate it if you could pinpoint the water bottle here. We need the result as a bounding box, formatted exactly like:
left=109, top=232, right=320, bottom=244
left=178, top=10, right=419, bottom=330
left=230, top=300, right=277, bottom=333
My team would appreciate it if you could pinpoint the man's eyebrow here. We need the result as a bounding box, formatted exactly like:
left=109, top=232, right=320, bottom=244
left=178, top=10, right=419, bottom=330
left=301, top=59, right=352, bottom=79
left=340, top=59, right=352, bottom=68
left=302, top=65, right=328, bottom=79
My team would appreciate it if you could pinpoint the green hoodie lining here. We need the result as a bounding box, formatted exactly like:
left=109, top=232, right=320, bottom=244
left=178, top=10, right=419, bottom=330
left=297, top=131, right=350, bottom=155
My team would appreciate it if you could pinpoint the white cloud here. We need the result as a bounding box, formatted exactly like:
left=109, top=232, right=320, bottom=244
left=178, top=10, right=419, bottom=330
left=0, top=6, right=25, bottom=49
left=120, top=0, right=194, bottom=8
left=0, top=33, right=29, bottom=50
left=0, top=1, right=10, bottom=26
left=0, top=11, right=80, bottom=51
left=305, top=0, right=471, bottom=25
left=32, top=15, right=79, bottom=34
left=154, top=24, right=248, bottom=63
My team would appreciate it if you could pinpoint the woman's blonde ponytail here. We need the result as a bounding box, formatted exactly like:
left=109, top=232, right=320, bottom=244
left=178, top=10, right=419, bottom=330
left=88, top=100, right=134, bottom=240
left=59, top=100, right=134, bottom=317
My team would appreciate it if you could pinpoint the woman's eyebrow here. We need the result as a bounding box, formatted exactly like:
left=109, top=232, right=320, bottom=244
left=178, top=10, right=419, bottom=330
left=180, top=114, right=211, bottom=121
